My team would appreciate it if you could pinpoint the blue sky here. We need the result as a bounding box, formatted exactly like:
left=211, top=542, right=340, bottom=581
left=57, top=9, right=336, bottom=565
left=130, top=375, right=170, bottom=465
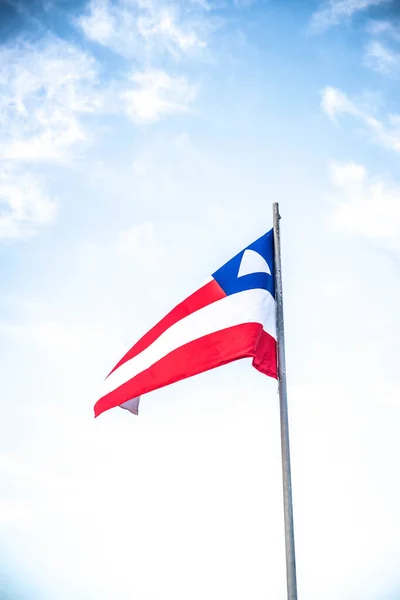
left=1, top=0, right=400, bottom=599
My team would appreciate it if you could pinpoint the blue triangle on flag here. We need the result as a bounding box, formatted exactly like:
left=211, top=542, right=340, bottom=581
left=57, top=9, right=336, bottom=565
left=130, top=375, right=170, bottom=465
left=212, top=229, right=275, bottom=298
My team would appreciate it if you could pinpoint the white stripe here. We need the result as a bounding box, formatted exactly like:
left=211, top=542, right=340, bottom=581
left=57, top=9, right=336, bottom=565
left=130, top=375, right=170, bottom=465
left=103, top=288, right=276, bottom=396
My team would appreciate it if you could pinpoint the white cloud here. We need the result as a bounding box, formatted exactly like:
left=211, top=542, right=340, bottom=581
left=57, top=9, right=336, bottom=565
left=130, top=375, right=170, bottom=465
left=310, top=0, right=392, bottom=33
left=321, top=86, right=400, bottom=151
left=0, top=18, right=202, bottom=162
left=0, top=11, right=205, bottom=243
left=77, top=0, right=115, bottom=45
left=0, top=37, right=101, bottom=163
left=0, top=35, right=102, bottom=241
left=0, top=167, right=57, bottom=240
left=120, top=69, right=197, bottom=123
left=364, top=40, right=400, bottom=75
left=366, top=19, right=400, bottom=40
left=321, top=85, right=358, bottom=118
left=77, top=0, right=209, bottom=59
left=329, top=161, right=400, bottom=243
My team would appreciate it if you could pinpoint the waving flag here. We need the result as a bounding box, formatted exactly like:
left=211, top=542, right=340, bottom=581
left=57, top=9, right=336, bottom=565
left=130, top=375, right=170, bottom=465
left=95, top=229, right=277, bottom=417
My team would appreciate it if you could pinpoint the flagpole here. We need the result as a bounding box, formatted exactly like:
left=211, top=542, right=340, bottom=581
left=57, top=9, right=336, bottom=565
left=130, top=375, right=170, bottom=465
left=273, top=203, right=298, bottom=600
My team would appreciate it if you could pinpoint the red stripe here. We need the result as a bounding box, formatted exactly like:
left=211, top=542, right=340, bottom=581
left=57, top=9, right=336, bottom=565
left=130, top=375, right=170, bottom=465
left=95, top=324, right=277, bottom=417
left=108, top=279, right=226, bottom=376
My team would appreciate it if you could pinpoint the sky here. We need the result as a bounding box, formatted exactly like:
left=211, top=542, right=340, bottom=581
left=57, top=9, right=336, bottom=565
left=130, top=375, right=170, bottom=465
left=0, top=0, right=400, bottom=598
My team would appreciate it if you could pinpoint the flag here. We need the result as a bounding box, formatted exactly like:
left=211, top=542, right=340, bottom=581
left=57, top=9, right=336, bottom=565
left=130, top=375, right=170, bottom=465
left=94, top=229, right=277, bottom=417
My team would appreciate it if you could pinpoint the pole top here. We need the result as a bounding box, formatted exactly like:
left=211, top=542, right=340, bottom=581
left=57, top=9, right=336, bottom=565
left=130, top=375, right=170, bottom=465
left=273, top=202, right=281, bottom=221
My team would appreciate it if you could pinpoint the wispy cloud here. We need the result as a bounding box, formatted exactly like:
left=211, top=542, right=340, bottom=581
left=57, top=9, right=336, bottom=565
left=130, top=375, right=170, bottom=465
left=321, top=86, right=400, bottom=151
left=364, top=39, right=400, bottom=74
left=0, top=37, right=101, bottom=163
left=120, top=69, right=197, bottom=123
left=310, top=0, right=392, bottom=33
left=364, top=18, right=400, bottom=75
left=366, top=19, right=400, bottom=39
left=321, top=86, right=358, bottom=118
left=77, top=0, right=210, bottom=59
left=0, top=36, right=101, bottom=240
left=329, top=161, right=400, bottom=244
left=0, top=166, right=57, bottom=240
left=0, top=32, right=201, bottom=158
left=0, top=1, right=207, bottom=242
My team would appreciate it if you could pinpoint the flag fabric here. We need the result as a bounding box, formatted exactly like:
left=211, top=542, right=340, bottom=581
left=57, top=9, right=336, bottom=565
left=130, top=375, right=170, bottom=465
left=94, top=229, right=277, bottom=417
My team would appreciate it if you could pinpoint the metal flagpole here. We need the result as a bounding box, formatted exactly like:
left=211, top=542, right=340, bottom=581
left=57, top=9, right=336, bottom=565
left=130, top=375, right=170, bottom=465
left=273, top=203, right=298, bottom=600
